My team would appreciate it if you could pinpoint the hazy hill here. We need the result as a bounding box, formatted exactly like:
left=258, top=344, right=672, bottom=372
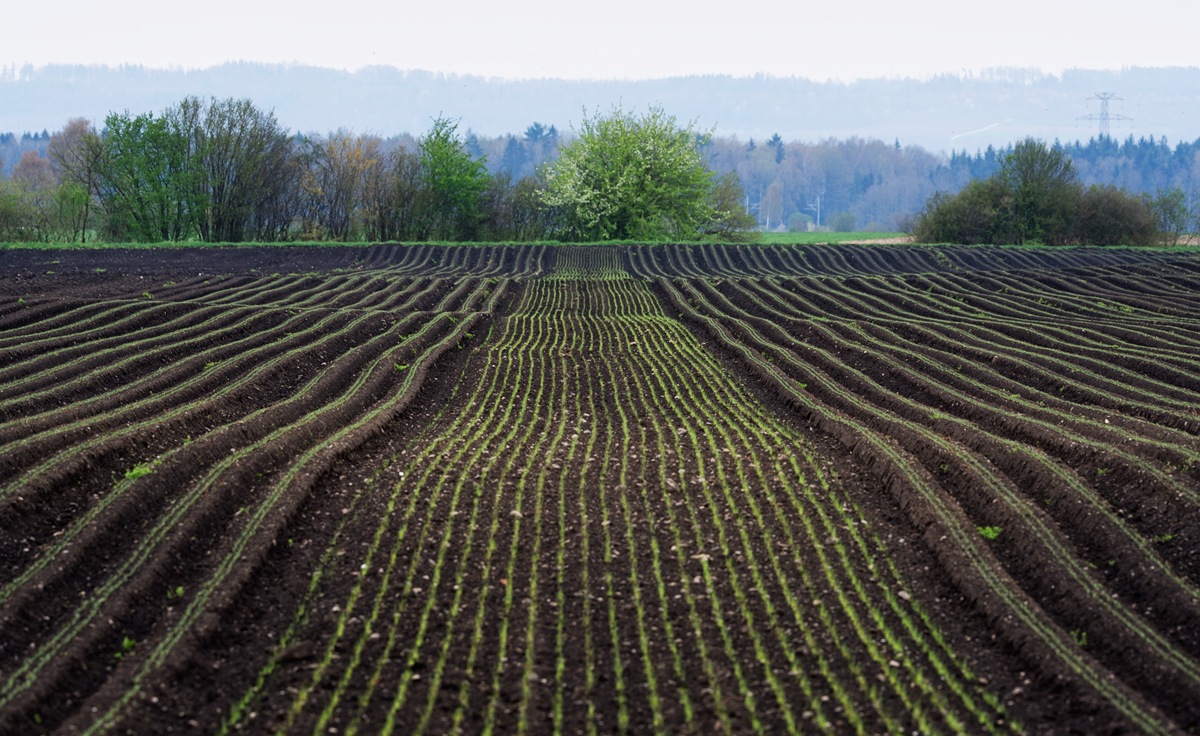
left=2, top=63, right=1198, bottom=153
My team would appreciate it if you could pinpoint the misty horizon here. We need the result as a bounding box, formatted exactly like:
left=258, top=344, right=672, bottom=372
left=4, top=63, right=1198, bottom=155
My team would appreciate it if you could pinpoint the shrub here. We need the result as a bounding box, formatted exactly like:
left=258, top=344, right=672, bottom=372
left=911, top=178, right=1015, bottom=244
left=1074, top=185, right=1159, bottom=246
left=913, top=138, right=1166, bottom=246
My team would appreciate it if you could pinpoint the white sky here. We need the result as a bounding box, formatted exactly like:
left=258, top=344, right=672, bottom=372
left=4, top=0, right=1198, bottom=80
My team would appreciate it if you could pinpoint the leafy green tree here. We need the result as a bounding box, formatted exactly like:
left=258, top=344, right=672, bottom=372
left=911, top=177, right=1015, bottom=244
left=52, top=182, right=92, bottom=242
left=0, top=180, right=36, bottom=241
left=1146, top=187, right=1192, bottom=245
left=703, top=171, right=759, bottom=242
left=95, top=109, right=203, bottom=241
left=539, top=105, right=727, bottom=241
left=1000, top=138, right=1079, bottom=245
left=418, top=117, right=491, bottom=241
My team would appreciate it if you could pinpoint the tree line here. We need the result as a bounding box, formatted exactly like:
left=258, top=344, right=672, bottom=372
left=718, top=134, right=1200, bottom=235
left=911, top=138, right=1196, bottom=246
left=0, top=98, right=754, bottom=244
left=2, top=96, right=1198, bottom=243
left=1, top=99, right=548, bottom=243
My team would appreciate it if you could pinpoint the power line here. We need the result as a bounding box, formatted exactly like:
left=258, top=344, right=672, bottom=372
left=1078, top=93, right=1132, bottom=139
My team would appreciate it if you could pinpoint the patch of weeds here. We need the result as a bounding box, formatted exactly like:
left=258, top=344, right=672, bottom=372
left=977, top=525, right=1002, bottom=540
left=142, top=291, right=153, bottom=299
left=167, top=585, right=185, bottom=600
left=1070, top=629, right=1088, bottom=648
left=1152, top=533, right=1176, bottom=544
left=124, top=463, right=153, bottom=481
left=394, top=363, right=409, bottom=372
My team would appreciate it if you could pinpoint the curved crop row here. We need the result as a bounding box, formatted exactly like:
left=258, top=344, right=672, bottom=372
left=222, top=276, right=1009, bottom=736
left=360, top=243, right=555, bottom=277
left=622, top=242, right=1196, bottom=279
left=0, top=273, right=506, bottom=734
left=657, top=264, right=1199, bottom=733
left=1, top=243, right=1196, bottom=735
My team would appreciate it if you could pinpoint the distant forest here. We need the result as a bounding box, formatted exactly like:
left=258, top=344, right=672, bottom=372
left=4, top=64, right=1199, bottom=153
left=4, top=120, right=1198, bottom=234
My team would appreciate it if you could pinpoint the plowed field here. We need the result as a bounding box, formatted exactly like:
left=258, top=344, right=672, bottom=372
left=1, top=243, right=1198, bottom=734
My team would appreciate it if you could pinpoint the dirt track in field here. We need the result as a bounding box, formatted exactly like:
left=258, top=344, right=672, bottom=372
left=1, top=243, right=1198, bottom=734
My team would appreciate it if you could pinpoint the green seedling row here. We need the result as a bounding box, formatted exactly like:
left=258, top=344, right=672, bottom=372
left=2, top=243, right=1197, bottom=735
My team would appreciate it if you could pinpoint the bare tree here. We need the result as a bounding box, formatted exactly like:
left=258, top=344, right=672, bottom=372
left=12, top=151, right=55, bottom=191
left=300, top=131, right=382, bottom=240
left=194, top=98, right=295, bottom=242
left=48, top=118, right=103, bottom=241
left=761, top=180, right=784, bottom=230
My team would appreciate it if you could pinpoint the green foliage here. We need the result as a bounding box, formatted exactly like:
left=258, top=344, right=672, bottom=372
left=912, top=138, right=1163, bottom=246
left=1074, top=185, right=1158, bottom=247
left=97, top=107, right=205, bottom=242
left=0, top=180, right=34, bottom=241
left=418, top=117, right=492, bottom=241
left=124, top=463, right=153, bottom=480
left=92, top=98, right=296, bottom=243
left=912, top=178, right=1015, bottom=245
left=53, top=181, right=92, bottom=241
left=1146, top=187, right=1193, bottom=245
left=1001, top=138, right=1079, bottom=245
left=977, top=525, right=1002, bottom=540
left=704, top=171, right=760, bottom=242
left=113, top=636, right=136, bottom=660
left=0, top=177, right=89, bottom=243
left=541, top=105, right=750, bottom=241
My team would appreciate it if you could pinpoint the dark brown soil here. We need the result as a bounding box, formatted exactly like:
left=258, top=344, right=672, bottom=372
left=0, top=244, right=1197, bottom=735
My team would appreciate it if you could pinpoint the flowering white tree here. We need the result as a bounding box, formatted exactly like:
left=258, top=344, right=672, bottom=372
left=540, top=105, right=734, bottom=241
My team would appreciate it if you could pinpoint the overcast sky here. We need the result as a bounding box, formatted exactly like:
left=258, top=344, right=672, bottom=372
left=5, top=0, right=1197, bottom=80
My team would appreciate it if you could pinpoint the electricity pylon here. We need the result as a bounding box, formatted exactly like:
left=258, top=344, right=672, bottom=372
left=1078, top=93, right=1132, bottom=139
